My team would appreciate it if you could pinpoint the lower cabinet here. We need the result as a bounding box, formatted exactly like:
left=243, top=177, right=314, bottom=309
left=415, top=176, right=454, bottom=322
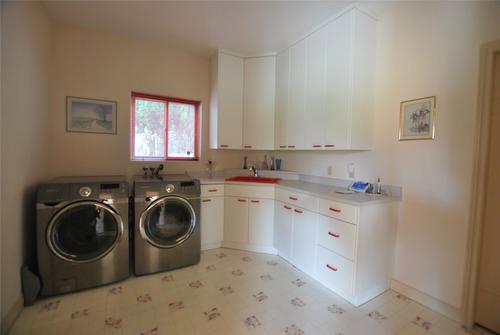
left=201, top=186, right=225, bottom=250
left=249, top=198, right=274, bottom=248
left=274, top=201, right=293, bottom=261
left=224, top=197, right=249, bottom=243
left=291, top=207, right=317, bottom=274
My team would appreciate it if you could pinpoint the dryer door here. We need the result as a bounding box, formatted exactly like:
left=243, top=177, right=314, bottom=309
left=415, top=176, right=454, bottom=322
left=139, top=196, right=196, bottom=248
left=47, top=201, right=124, bottom=263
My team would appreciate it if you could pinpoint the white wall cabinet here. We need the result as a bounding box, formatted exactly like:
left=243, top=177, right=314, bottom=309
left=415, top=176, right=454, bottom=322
left=210, top=51, right=244, bottom=149
left=243, top=57, right=276, bottom=150
left=274, top=8, right=376, bottom=150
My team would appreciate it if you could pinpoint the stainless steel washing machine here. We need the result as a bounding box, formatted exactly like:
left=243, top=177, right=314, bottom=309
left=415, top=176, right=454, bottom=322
left=133, top=175, right=200, bottom=275
left=36, top=176, right=130, bottom=296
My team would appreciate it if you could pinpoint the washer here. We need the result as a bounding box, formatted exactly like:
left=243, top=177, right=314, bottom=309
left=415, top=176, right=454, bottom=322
left=36, top=176, right=130, bottom=296
left=133, top=175, right=200, bottom=275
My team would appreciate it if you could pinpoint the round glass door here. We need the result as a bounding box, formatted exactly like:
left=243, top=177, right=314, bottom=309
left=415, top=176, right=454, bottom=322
left=139, top=196, right=196, bottom=248
left=47, top=201, right=123, bottom=263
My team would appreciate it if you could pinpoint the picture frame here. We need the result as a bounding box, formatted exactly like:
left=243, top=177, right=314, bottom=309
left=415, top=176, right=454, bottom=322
left=399, top=96, right=436, bottom=141
left=66, top=96, right=117, bottom=134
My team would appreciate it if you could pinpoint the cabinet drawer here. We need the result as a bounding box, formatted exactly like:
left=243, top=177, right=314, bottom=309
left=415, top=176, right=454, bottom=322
left=315, top=245, right=354, bottom=296
left=201, top=184, right=225, bottom=197
left=225, top=184, right=274, bottom=199
left=317, top=215, right=356, bottom=260
left=318, top=198, right=357, bottom=224
left=275, top=187, right=318, bottom=212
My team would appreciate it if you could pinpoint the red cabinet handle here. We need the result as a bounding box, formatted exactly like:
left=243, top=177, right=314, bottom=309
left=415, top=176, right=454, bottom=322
left=279, top=145, right=286, bottom=148
left=289, top=196, right=298, bottom=201
left=326, top=264, right=338, bottom=272
left=288, top=145, right=296, bottom=148
left=328, top=232, right=340, bottom=238
left=312, top=145, right=322, bottom=148
left=208, top=189, right=218, bottom=193
left=284, top=205, right=292, bottom=210
left=237, top=199, right=247, bottom=202
left=220, top=144, right=229, bottom=148
left=202, top=199, right=212, bottom=203
left=294, top=209, right=303, bottom=214
left=324, top=144, right=335, bottom=148
left=250, top=200, right=260, bottom=203
left=329, top=207, right=341, bottom=213
left=244, top=145, right=253, bottom=148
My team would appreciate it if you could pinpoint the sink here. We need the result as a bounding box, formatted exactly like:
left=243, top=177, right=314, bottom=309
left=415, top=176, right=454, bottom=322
left=225, top=176, right=282, bottom=184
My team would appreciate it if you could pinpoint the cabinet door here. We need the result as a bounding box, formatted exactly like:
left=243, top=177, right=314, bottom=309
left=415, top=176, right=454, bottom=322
left=224, top=197, right=249, bottom=243
left=324, top=13, right=352, bottom=149
left=274, top=201, right=293, bottom=261
left=248, top=198, right=274, bottom=247
left=201, top=197, right=224, bottom=249
left=292, top=208, right=317, bottom=274
left=304, top=28, right=327, bottom=150
left=287, top=39, right=306, bottom=149
left=275, top=49, right=289, bottom=150
left=218, top=52, right=244, bottom=149
left=243, top=57, right=275, bottom=150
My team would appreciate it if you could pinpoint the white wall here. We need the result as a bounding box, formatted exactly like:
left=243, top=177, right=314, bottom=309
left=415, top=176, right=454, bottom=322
left=48, top=24, right=242, bottom=179
left=244, top=2, right=500, bottom=310
left=0, top=1, right=51, bottom=332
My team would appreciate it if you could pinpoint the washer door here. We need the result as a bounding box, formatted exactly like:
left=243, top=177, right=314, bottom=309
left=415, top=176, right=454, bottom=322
left=139, top=196, right=196, bottom=248
left=47, top=201, right=123, bottom=263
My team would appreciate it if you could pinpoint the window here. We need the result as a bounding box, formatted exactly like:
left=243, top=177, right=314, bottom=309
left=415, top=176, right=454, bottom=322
left=131, top=92, right=200, bottom=161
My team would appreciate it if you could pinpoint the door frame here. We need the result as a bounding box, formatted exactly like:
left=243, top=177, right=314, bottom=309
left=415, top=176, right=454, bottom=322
left=462, top=39, right=500, bottom=330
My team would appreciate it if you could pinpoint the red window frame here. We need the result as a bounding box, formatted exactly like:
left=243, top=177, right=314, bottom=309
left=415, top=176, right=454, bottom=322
left=131, top=92, right=200, bottom=161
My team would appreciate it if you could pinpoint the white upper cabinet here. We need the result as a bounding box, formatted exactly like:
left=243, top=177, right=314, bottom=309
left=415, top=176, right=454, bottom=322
left=243, top=57, right=276, bottom=150
left=275, top=8, right=376, bottom=150
left=275, top=49, right=290, bottom=150
left=210, top=51, right=244, bottom=149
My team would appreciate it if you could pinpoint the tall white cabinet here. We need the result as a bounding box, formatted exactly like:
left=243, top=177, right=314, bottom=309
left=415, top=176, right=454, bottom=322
left=274, top=8, right=376, bottom=150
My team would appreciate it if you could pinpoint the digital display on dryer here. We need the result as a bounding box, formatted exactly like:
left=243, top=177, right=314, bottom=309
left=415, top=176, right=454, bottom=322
left=100, top=183, right=120, bottom=190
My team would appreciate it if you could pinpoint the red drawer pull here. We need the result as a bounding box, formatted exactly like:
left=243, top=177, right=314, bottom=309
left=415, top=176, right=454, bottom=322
left=237, top=199, right=247, bottom=202
left=312, top=144, right=322, bottom=148
left=328, top=232, right=340, bottom=238
left=289, top=196, right=298, bottom=201
left=208, top=189, right=218, bottom=192
left=288, top=145, right=296, bottom=148
left=279, top=145, right=286, bottom=148
left=326, top=264, right=338, bottom=272
left=329, top=207, right=342, bottom=213
left=284, top=205, right=292, bottom=210
left=202, top=199, right=212, bottom=202
left=294, top=209, right=303, bottom=214
left=250, top=200, right=260, bottom=203
left=220, top=144, right=229, bottom=148
left=324, top=144, right=335, bottom=148
left=244, top=145, right=253, bottom=148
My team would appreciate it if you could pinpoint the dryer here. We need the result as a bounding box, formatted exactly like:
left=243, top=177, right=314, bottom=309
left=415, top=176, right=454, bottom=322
left=133, top=175, right=200, bottom=275
left=36, top=176, right=129, bottom=296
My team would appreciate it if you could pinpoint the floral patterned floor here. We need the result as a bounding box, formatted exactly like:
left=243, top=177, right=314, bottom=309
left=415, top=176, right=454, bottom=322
left=9, top=248, right=490, bottom=335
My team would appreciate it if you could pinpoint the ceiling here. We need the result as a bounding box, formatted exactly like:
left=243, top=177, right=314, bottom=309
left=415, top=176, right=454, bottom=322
left=43, top=1, right=383, bottom=57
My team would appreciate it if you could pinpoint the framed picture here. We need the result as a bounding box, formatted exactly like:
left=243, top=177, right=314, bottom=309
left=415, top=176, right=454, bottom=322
left=66, top=96, right=117, bottom=134
left=399, top=96, right=436, bottom=141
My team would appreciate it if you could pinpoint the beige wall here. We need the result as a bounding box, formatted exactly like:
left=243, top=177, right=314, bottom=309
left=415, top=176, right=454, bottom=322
left=1, top=1, right=51, bottom=331
left=48, top=24, right=241, bottom=179
left=246, top=2, right=500, bottom=310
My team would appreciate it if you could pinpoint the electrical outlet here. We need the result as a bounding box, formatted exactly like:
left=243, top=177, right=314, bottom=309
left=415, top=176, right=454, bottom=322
left=327, top=165, right=333, bottom=176
left=347, top=163, right=355, bottom=179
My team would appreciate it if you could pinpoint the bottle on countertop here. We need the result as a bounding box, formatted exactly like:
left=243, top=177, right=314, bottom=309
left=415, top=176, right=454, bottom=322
left=261, top=155, right=269, bottom=170
left=243, top=156, right=248, bottom=170
left=270, top=156, right=275, bottom=170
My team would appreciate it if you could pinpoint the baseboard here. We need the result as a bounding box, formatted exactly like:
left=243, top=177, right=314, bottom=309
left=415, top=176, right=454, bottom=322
left=201, top=242, right=222, bottom=251
left=391, top=279, right=462, bottom=323
left=221, top=241, right=278, bottom=255
left=1, top=296, right=23, bottom=335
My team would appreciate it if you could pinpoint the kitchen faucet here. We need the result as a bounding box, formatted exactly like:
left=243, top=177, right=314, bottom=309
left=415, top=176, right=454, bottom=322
left=249, top=166, right=259, bottom=177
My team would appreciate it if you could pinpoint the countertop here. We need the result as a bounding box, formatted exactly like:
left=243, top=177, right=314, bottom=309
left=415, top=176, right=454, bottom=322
left=194, top=175, right=401, bottom=206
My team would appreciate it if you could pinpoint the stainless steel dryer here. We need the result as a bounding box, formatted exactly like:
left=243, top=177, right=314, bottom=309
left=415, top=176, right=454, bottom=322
left=36, top=176, right=129, bottom=296
left=133, top=175, right=200, bottom=275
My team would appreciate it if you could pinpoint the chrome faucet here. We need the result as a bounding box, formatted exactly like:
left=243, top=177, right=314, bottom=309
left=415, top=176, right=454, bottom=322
left=249, top=166, right=259, bottom=177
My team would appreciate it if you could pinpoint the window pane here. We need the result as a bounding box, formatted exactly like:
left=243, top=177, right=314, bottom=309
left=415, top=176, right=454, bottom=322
left=134, top=98, right=165, bottom=158
left=168, top=102, right=195, bottom=158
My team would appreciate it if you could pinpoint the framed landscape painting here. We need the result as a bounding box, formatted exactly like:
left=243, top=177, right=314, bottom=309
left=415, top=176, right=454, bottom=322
left=399, top=96, right=436, bottom=141
left=66, top=96, right=117, bottom=134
